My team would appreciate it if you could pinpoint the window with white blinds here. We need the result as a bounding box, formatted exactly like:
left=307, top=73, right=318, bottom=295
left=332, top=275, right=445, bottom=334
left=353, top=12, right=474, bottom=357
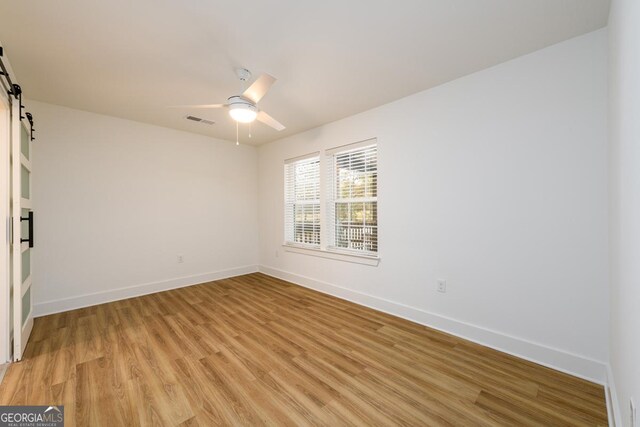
left=284, top=155, right=320, bottom=247
left=328, top=143, right=378, bottom=254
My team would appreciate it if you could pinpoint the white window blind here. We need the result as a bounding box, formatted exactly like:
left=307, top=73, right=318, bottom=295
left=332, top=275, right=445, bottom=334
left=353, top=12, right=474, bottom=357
left=284, top=156, right=320, bottom=247
left=328, top=143, right=378, bottom=254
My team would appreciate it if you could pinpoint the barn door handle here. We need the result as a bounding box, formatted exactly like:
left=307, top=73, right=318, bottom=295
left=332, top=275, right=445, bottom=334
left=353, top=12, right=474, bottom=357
left=20, top=211, right=34, bottom=248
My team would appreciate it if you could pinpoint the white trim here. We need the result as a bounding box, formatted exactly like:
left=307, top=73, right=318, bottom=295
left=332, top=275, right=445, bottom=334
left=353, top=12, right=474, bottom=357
left=326, top=246, right=378, bottom=259
left=326, top=137, right=377, bottom=155
left=284, top=155, right=321, bottom=247
left=606, top=364, right=622, bottom=427
left=20, top=154, right=31, bottom=171
left=284, top=151, right=320, bottom=164
left=20, top=316, right=33, bottom=346
left=283, top=244, right=380, bottom=266
left=258, top=265, right=607, bottom=384
left=32, top=265, right=259, bottom=317
left=21, top=276, right=31, bottom=297
left=325, top=142, right=378, bottom=254
left=0, top=70, right=11, bottom=363
left=11, top=98, right=26, bottom=360
left=20, top=198, right=32, bottom=209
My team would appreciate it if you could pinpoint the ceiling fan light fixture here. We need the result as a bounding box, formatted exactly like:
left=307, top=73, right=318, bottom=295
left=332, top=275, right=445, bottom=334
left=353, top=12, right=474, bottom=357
left=229, top=103, right=258, bottom=123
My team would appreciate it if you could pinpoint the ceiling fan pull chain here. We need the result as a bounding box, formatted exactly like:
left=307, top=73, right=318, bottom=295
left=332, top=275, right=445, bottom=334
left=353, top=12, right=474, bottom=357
left=249, top=122, right=252, bottom=139
left=236, top=121, right=239, bottom=146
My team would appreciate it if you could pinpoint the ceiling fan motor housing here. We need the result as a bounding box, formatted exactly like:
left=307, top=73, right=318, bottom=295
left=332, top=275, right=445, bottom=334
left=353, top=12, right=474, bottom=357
left=227, top=95, right=256, bottom=108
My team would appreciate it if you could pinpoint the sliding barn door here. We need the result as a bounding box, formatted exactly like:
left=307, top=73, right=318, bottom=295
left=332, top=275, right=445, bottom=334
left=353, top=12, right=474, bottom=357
left=11, top=100, right=33, bottom=360
left=0, top=81, right=10, bottom=363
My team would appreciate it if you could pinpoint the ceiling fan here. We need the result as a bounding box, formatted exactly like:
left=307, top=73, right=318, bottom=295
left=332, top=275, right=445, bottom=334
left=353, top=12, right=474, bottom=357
left=175, top=68, right=285, bottom=131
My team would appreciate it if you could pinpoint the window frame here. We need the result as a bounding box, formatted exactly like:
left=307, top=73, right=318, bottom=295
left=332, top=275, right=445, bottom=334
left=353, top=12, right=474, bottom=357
left=283, top=153, right=321, bottom=249
left=282, top=139, right=379, bottom=264
left=326, top=141, right=378, bottom=257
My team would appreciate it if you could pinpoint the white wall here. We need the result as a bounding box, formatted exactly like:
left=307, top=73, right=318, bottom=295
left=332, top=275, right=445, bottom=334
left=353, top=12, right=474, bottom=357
left=258, top=30, right=609, bottom=382
left=608, top=0, right=640, bottom=424
left=29, top=101, right=259, bottom=315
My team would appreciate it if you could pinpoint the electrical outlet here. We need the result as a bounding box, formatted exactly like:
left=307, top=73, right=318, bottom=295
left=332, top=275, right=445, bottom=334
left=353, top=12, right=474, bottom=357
left=631, top=398, right=637, bottom=427
left=177, top=255, right=184, bottom=263
left=437, top=280, right=447, bottom=293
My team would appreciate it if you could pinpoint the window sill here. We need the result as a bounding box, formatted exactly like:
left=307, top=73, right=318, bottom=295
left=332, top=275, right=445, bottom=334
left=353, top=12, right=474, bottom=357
left=282, top=244, right=380, bottom=266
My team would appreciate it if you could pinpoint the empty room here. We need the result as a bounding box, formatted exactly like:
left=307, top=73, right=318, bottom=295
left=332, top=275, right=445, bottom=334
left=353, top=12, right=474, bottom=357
left=0, top=0, right=638, bottom=425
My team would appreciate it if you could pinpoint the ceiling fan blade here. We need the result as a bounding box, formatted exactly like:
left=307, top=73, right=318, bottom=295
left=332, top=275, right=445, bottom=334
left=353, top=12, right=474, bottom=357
left=167, top=104, right=227, bottom=109
left=242, top=73, right=276, bottom=103
left=257, top=110, right=285, bottom=131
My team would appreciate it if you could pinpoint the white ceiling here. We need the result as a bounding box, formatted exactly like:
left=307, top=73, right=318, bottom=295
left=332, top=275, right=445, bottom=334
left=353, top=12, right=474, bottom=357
left=0, top=0, right=609, bottom=145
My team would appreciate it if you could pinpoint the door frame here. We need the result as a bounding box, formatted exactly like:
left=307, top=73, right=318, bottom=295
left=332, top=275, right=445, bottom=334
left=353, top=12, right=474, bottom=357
left=0, top=71, right=11, bottom=364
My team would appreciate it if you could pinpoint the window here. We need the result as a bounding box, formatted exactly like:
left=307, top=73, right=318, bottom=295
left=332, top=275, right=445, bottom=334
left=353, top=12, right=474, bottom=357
left=328, top=143, right=378, bottom=254
left=283, top=140, right=378, bottom=261
left=284, top=155, right=320, bottom=247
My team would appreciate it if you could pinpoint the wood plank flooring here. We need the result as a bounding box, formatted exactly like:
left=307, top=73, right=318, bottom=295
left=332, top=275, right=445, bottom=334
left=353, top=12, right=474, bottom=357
left=0, top=273, right=607, bottom=426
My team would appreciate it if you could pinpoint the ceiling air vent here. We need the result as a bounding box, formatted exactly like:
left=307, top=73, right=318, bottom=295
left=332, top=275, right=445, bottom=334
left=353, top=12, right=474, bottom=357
left=185, top=115, right=214, bottom=125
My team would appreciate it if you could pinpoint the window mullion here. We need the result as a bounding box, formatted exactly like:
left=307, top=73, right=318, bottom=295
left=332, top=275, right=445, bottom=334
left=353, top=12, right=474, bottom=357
left=319, top=154, right=327, bottom=251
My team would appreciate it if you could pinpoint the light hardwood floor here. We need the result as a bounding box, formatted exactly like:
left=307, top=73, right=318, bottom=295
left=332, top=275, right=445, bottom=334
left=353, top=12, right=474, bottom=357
left=0, top=273, right=607, bottom=426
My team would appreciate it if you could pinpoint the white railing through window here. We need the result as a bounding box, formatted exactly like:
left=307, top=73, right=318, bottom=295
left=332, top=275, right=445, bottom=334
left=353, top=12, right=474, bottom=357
left=327, top=143, right=378, bottom=254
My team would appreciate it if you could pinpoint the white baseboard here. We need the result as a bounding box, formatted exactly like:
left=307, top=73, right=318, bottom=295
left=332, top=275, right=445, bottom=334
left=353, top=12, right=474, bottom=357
left=606, top=364, right=622, bottom=427
left=259, top=265, right=607, bottom=385
left=32, top=264, right=609, bottom=388
left=33, top=265, right=259, bottom=317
